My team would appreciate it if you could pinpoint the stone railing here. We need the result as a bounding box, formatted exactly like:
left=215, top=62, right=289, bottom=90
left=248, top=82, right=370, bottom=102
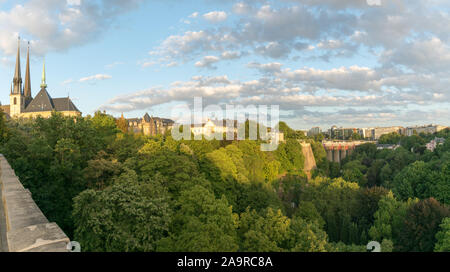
left=0, top=154, right=69, bottom=252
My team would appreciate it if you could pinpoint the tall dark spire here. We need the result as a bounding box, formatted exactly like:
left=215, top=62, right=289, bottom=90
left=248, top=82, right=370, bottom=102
left=24, top=41, right=31, bottom=98
left=12, top=36, right=22, bottom=94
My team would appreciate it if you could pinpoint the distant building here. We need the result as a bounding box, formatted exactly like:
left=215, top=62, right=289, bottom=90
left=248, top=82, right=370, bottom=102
left=359, top=126, right=404, bottom=140
left=307, top=127, right=321, bottom=137
left=426, top=137, right=445, bottom=152
left=191, top=119, right=238, bottom=137
left=406, top=124, right=447, bottom=136
left=373, top=126, right=404, bottom=140
left=328, top=126, right=357, bottom=140
left=359, top=128, right=373, bottom=139
left=191, top=119, right=284, bottom=142
left=127, top=113, right=174, bottom=136
left=1, top=38, right=81, bottom=119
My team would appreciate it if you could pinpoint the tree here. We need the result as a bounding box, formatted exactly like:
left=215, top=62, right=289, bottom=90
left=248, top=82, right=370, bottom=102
left=342, top=160, right=367, bottom=186
left=83, top=151, right=122, bottom=190
left=431, top=162, right=450, bottom=205
left=116, top=113, right=129, bottom=133
left=277, top=122, right=296, bottom=139
left=368, top=192, right=416, bottom=248
left=350, top=132, right=362, bottom=141
left=366, top=159, right=386, bottom=187
left=299, top=177, right=362, bottom=244
left=398, top=198, right=450, bottom=252
left=378, top=132, right=402, bottom=144
left=158, top=185, right=238, bottom=252
left=327, top=242, right=365, bottom=252
left=392, top=161, right=433, bottom=201
left=289, top=217, right=329, bottom=252
left=434, top=217, right=450, bottom=252
left=355, top=186, right=390, bottom=242
left=0, top=108, right=9, bottom=144
left=73, top=174, right=171, bottom=252
left=294, top=201, right=325, bottom=228
left=238, top=208, right=290, bottom=252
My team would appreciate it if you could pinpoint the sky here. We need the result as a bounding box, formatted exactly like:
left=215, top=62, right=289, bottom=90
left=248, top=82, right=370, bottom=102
left=0, top=0, right=449, bottom=130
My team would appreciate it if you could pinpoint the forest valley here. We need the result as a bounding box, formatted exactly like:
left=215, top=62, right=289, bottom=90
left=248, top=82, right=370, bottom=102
left=0, top=110, right=449, bottom=252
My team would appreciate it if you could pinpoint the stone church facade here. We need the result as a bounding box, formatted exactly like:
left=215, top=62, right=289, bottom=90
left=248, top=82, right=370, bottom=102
left=0, top=38, right=81, bottom=119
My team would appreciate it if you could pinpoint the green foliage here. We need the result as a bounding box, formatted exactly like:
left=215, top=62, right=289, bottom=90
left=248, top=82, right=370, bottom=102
left=289, top=217, right=329, bottom=252
left=369, top=192, right=416, bottom=247
left=277, top=121, right=306, bottom=140
left=398, top=198, right=450, bottom=252
left=1, top=114, right=449, bottom=252
left=392, top=161, right=436, bottom=201
left=326, top=242, right=366, bottom=252
left=159, top=185, right=238, bottom=252
left=294, top=201, right=326, bottom=228
left=378, top=132, right=402, bottom=144
left=381, top=239, right=394, bottom=252
left=434, top=217, right=450, bottom=252
left=0, top=108, right=9, bottom=144
left=89, top=111, right=120, bottom=142
left=238, top=208, right=290, bottom=252
left=83, top=151, right=122, bottom=190
left=349, top=132, right=362, bottom=141
left=73, top=174, right=171, bottom=252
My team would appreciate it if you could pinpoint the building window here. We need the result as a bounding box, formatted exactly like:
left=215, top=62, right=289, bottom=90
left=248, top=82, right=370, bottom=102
left=14, top=97, right=17, bottom=105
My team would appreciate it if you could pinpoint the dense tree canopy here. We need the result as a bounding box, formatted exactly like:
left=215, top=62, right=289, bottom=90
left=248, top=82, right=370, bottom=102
left=0, top=114, right=448, bottom=252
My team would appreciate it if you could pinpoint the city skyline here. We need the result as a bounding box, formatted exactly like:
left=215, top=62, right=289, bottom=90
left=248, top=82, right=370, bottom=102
left=0, top=0, right=449, bottom=130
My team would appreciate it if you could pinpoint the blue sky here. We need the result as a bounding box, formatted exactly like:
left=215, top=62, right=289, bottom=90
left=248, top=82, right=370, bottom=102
left=0, top=0, right=449, bottom=130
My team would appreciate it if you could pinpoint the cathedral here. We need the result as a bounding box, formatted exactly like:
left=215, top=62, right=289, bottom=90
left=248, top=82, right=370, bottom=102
left=0, top=38, right=81, bottom=119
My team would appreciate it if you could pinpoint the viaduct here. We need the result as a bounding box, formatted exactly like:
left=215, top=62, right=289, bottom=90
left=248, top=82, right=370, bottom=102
left=0, top=154, right=70, bottom=252
left=322, top=141, right=376, bottom=163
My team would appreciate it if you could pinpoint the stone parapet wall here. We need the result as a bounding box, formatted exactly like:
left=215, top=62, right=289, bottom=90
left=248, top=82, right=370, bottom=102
left=0, top=154, right=69, bottom=252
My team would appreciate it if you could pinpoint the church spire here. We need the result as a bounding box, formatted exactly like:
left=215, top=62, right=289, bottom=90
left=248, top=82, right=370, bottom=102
left=12, top=36, right=22, bottom=94
left=40, top=57, right=47, bottom=89
left=24, top=41, right=32, bottom=98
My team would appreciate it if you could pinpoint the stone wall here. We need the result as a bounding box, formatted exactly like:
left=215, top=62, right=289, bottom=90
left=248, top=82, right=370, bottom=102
left=0, top=154, right=70, bottom=252
left=301, top=143, right=317, bottom=180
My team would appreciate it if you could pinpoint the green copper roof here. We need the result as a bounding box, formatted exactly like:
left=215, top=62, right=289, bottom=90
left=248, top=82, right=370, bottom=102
left=40, top=58, right=47, bottom=89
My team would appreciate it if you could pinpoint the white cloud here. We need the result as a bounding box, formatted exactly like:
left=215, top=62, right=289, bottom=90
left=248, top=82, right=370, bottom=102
left=189, top=12, right=199, bottom=18
left=62, top=79, right=74, bottom=85
left=203, top=11, right=228, bottom=23
left=221, top=51, right=242, bottom=60
left=381, top=37, right=450, bottom=73
left=79, top=74, right=112, bottom=82
left=105, top=61, right=124, bottom=69
left=247, top=62, right=283, bottom=74
left=0, top=0, right=145, bottom=56
left=140, top=61, right=156, bottom=68
left=195, top=56, right=220, bottom=69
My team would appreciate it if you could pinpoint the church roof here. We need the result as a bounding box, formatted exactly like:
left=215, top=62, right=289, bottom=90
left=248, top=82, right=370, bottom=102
left=23, top=88, right=54, bottom=112
left=143, top=113, right=151, bottom=122
left=52, top=98, right=80, bottom=112
left=22, top=87, right=80, bottom=113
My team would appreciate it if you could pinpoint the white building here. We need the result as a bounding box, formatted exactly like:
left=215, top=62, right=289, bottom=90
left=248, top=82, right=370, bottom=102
left=190, top=119, right=284, bottom=142
left=426, top=137, right=445, bottom=152
left=406, top=124, right=447, bottom=136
